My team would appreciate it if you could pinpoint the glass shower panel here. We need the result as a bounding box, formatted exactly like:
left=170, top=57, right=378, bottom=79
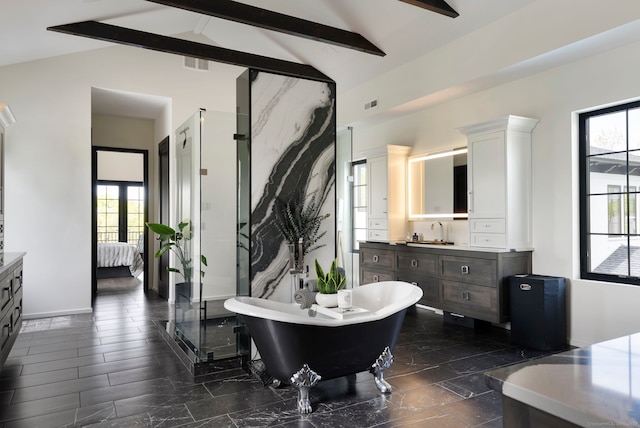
left=173, top=109, right=241, bottom=364
left=336, top=127, right=355, bottom=287
left=174, top=111, right=202, bottom=360
left=199, top=110, right=239, bottom=362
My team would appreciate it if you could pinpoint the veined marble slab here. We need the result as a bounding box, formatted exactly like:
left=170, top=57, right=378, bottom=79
left=245, top=71, right=336, bottom=302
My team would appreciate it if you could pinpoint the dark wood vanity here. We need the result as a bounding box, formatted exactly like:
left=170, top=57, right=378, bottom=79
left=360, top=241, right=532, bottom=324
left=0, top=253, right=24, bottom=369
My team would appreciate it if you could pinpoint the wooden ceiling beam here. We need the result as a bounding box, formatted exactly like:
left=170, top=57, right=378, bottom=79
left=398, top=0, right=459, bottom=18
left=47, top=21, right=333, bottom=83
left=145, top=0, right=385, bottom=57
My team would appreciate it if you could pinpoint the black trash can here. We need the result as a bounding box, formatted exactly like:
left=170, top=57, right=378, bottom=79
left=509, top=274, right=567, bottom=351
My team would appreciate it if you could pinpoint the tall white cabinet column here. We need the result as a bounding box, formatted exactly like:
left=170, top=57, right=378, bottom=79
left=0, top=104, right=16, bottom=260
left=365, top=145, right=412, bottom=242
left=459, top=116, right=538, bottom=250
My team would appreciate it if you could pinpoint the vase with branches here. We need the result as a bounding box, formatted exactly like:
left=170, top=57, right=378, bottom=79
left=273, top=190, right=330, bottom=273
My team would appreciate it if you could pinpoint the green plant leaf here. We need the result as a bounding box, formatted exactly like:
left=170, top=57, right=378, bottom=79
left=146, top=222, right=176, bottom=237
left=315, top=258, right=346, bottom=294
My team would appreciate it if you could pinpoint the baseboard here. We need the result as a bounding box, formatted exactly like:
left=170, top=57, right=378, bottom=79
left=23, top=307, right=93, bottom=319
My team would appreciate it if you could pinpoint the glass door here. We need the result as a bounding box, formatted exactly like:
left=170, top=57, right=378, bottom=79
left=173, top=109, right=239, bottom=364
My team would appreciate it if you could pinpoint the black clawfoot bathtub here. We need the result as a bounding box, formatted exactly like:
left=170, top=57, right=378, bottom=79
left=224, top=281, right=423, bottom=413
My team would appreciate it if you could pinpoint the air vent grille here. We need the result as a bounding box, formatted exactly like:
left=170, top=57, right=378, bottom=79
left=364, top=99, right=378, bottom=110
left=184, top=56, right=209, bottom=71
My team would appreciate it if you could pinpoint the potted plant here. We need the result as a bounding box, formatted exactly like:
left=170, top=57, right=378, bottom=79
left=146, top=221, right=207, bottom=287
left=314, top=258, right=346, bottom=307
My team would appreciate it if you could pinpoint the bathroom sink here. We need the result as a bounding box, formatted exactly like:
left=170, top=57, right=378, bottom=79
left=416, top=240, right=454, bottom=245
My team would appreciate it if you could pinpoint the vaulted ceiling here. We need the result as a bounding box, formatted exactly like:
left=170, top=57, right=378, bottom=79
left=1, top=0, right=535, bottom=91
left=4, top=1, right=640, bottom=123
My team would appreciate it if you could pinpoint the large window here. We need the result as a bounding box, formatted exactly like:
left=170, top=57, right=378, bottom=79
left=580, top=100, right=640, bottom=285
left=97, top=182, right=145, bottom=244
left=352, top=160, right=367, bottom=251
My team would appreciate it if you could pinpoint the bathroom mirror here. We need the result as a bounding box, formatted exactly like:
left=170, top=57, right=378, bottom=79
left=408, top=148, right=468, bottom=219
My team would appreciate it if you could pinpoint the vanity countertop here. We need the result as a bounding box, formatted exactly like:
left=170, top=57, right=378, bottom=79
left=396, top=241, right=533, bottom=253
left=485, top=332, right=640, bottom=427
left=0, top=252, right=25, bottom=276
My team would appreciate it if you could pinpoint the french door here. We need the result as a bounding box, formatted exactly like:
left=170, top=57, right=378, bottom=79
left=96, top=182, right=144, bottom=244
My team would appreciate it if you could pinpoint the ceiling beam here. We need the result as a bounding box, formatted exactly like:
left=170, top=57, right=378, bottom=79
left=145, top=0, right=385, bottom=57
left=398, top=0, right=459, bottom=18
left=47, top=21, right=333, bottom=83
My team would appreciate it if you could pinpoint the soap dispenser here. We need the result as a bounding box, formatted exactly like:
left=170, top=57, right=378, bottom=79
left=412, top=233, right=419, bottom=242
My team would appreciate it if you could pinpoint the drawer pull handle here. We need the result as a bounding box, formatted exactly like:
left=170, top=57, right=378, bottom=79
left=373, top=275, right=379, bottom=282
left=520, top=284, right=532, bottom=291
left=461, top=291, right=471, bottom=300
left=4, top=286, right=12, bottom=300
left=461, top=265, right=469, bottom=275
left=373, top=255, right=379, bottom=263
left=411, top=259, right=418, bottom=268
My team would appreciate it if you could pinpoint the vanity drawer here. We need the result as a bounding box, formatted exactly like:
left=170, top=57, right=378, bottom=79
left=470, top=218, right=505, bottom=234
left=367, top=229, right=389, bottom=242
left=396, top=252, right=437, bottom=276
left=361, top=269, right=395, bottom=284
left=368, top=219, right=388, bottom=230
left=0, top=272, right=12, bottom=315
left=470, top=233, right=506, bottom=248
left=12, top=264, right=23, bottom=294
left=0, top=299, right=19, bottom=353
left=397, top=271, right=439, bottom=306
left=441, top=280, right=497, bottom=321
left=440, top=255, right=496, bottom=287
left=360, top=247, right=395, bottom=270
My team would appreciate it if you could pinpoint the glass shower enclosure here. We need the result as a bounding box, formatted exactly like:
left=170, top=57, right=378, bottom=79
left=171, top=109, right=239, bottom=365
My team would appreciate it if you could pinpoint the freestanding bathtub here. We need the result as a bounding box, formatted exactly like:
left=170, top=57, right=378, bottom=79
left=224, top=281, right=423, bottom=413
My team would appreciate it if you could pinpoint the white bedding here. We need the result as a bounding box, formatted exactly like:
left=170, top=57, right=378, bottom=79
left=97, top=242, right=144, bottom=277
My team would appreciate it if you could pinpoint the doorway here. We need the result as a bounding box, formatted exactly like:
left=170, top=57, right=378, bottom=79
left=91, top=147, right=149, bottom=300
left=158, top=136, right=170, bottom=299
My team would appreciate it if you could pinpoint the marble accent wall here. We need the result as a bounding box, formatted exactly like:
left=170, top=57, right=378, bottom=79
left=238, top=70, right=336, bottom=302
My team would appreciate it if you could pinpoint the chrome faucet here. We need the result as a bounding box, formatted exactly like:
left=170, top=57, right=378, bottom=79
left=431, top=221, right=444, bottom=242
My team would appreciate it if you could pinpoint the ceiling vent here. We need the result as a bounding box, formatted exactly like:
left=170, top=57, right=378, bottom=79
left=184, top=56, right=209, bottom=71
left=364, top=99, right=378, bottom=110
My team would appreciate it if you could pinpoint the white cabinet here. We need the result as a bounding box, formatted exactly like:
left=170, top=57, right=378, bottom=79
left=365, top=145, right=412, bottom=242
left=459, top=116, right=538, bottom=250
left=0, top=104, right=15, bottom=261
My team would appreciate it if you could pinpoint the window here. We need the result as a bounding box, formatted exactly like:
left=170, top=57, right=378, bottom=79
left=96, top=182, right=145, bottom=244
left=580, top=100, right=640, bottom=285
left=352, top=160, right=367, bottom=251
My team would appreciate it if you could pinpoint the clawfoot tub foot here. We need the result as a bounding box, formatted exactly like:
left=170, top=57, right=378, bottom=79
left=370, top=346, right=394, bottom=393
left=290, top=364, right=321, bottom=414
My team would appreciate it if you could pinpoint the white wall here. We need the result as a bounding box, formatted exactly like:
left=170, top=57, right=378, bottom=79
left=0, top=45, right=241, bottom=317
left=349, top=39, right=640, bottom=347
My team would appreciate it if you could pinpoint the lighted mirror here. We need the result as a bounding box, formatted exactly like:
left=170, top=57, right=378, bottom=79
left=408, top=148, right=468, bottom=219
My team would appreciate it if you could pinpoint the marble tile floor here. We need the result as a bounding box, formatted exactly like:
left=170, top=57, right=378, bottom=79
left=0, top=280, right=561, bottom=427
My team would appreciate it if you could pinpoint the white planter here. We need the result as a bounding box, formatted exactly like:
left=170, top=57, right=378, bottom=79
left=315, top=293, right=338, bottom=308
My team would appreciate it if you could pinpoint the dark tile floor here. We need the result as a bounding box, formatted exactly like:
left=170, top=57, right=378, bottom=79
left=0, top=279, right=558, bottom=427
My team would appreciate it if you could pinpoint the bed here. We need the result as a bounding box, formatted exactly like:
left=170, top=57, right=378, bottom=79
left=97, top=242, right=144, bottom=278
